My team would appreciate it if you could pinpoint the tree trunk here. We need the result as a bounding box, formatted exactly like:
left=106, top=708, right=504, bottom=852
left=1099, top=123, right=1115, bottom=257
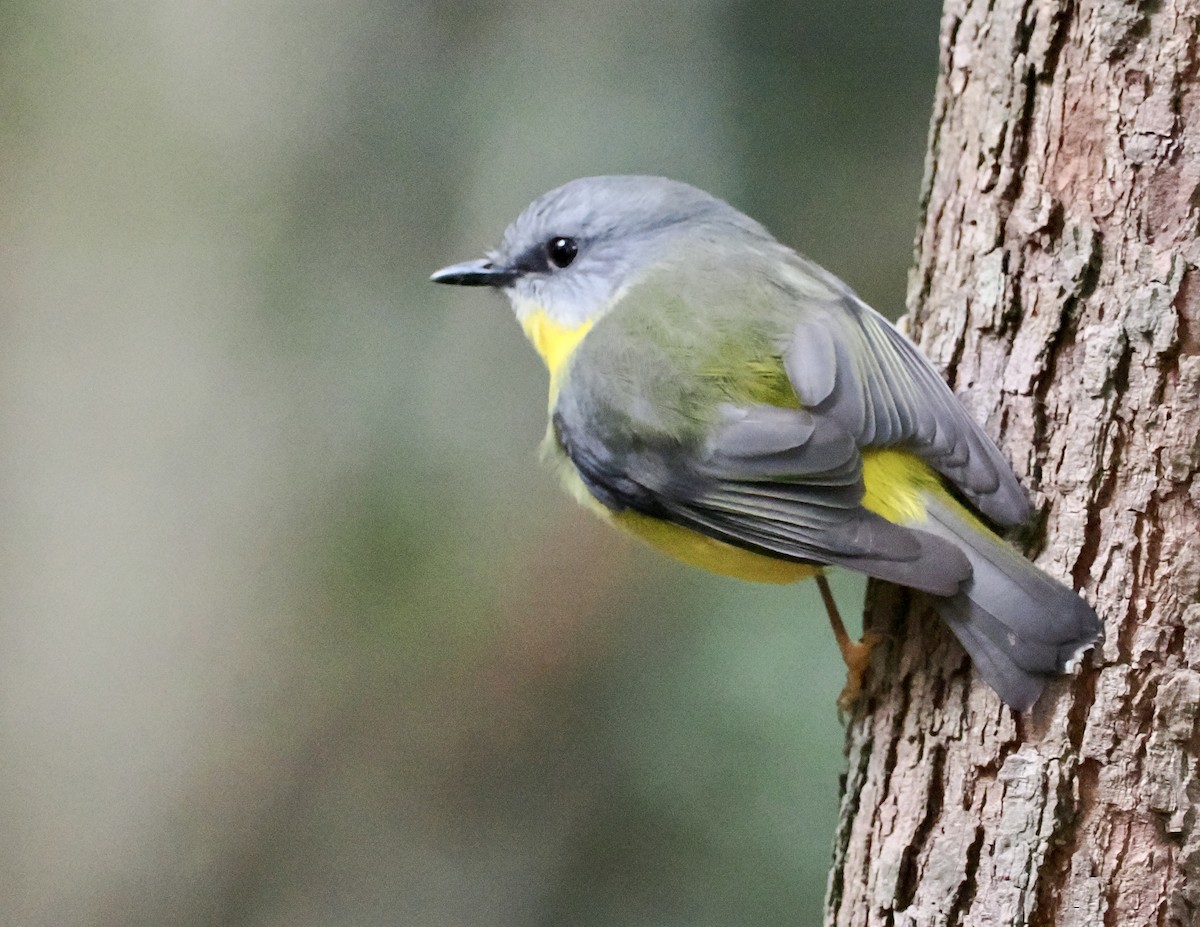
left=827, top=2, right=1200, bottom=925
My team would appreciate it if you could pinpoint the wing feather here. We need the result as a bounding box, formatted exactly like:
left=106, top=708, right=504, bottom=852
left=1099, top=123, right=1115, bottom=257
left=784, top=281, right=1028, bottom=525
left=553, top=403, right=972, bottom=597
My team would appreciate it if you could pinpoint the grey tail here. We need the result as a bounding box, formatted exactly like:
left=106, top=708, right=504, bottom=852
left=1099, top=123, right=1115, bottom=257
left=916, top=494, right=1102, bottom=711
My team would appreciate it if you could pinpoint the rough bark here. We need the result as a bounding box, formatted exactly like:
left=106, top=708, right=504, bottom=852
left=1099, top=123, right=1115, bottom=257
left=827, top=2, right=1200, bottom=926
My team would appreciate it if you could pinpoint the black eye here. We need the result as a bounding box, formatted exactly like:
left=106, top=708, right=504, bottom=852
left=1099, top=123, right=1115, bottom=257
left=546, top=236, right=578, bottom=269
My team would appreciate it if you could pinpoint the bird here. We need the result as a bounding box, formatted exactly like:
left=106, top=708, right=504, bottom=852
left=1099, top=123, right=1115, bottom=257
left=431, top=175, right=1101, bottom=711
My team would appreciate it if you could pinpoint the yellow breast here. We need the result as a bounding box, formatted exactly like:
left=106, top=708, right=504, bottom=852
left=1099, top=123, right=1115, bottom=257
left=520, top=307, right=594, bottom=405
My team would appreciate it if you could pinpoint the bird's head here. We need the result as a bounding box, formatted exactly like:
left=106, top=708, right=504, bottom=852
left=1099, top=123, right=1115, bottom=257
left=431, top=175, right=774, bottom=330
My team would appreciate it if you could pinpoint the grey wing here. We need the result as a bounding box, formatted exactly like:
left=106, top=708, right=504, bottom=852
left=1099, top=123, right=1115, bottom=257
left=553, top=402, right=972, bottom=597
left=784, top=279, right=1030, bottom=526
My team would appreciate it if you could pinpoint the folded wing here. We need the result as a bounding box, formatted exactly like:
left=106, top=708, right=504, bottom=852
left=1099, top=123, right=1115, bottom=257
left=553, top=402, right=972, bottom=597
left=780, top=267, right=1030, bottom=526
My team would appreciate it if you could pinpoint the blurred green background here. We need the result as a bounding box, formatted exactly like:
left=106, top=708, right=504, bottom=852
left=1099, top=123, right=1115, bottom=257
left=0, top=1, right=941, bottom=924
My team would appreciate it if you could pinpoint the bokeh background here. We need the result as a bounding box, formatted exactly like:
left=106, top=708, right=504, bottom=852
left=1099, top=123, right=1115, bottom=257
left=1, top=1, right=942, bottom=924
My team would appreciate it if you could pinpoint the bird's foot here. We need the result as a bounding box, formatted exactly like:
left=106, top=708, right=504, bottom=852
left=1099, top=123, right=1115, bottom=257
left=836, top=630, right=885, bottom=716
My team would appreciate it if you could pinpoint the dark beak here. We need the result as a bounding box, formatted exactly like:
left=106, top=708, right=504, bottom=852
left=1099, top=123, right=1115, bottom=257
left=429, top=258, right=519, bottom=287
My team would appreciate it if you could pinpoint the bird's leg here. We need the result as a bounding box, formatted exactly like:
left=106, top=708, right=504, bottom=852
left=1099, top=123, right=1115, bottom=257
left=815, top=573, right=883, bottom=713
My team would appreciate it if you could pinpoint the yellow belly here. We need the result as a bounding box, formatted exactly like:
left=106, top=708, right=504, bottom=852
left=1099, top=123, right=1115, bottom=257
left=616, top=509, right=821, bottom=583
left=553, top=456, right=816, bottom=583
left=558, top=446, right=941, bottom=585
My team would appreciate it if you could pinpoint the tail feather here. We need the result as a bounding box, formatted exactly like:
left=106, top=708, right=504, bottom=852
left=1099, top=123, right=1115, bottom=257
left=915, top=493, right=1102, bottom=710
left=943, top=617, right=1047, bottom=712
